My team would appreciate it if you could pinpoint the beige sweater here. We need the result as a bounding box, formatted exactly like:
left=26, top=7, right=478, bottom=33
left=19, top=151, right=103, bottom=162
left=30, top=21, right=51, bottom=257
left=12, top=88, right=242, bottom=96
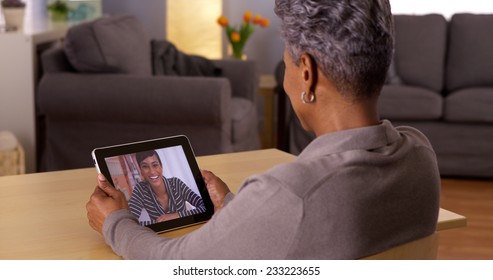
left=103, top=120, right=440, bottom=259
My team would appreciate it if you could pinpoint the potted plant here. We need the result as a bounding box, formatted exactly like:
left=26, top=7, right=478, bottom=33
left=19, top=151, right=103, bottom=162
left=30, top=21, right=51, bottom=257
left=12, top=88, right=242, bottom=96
left=1, top=0, right=24, bottom=7
left=47, top=0, right=70, bottom=21
left=1, top=0, right=26, bottom=30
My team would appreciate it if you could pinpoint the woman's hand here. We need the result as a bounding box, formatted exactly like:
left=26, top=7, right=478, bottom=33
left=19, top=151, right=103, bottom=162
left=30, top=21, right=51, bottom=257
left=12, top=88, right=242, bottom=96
left=156, top=212, right=180, bottom=223
left=201, top=170, right=231, bottom=212
left=86, top=174, right=129, bottom=234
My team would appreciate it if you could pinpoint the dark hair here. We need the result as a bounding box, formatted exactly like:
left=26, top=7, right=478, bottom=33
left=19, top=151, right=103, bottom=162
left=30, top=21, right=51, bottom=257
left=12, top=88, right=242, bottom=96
left=275, top=0, right=394, bottom=100
left=135, top=150, right=162, bottom=167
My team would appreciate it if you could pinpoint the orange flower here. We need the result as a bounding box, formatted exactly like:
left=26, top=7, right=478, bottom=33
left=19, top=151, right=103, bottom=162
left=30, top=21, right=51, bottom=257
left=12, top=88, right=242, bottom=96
left=243, top=11, right=252, bottom=22
left=217, top=11, right=270, bottom=59
left=259, top=18, right=270, bottom=28
left=253, top=15, right=262, bottom=25
left=217, top=15, right=228, bottom=27
left=230, top=31, right=241, bottom=42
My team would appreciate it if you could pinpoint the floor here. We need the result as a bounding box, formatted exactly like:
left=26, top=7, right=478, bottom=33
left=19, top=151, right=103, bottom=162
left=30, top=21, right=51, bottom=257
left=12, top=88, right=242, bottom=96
left=438, top=178, right=493, bottom=259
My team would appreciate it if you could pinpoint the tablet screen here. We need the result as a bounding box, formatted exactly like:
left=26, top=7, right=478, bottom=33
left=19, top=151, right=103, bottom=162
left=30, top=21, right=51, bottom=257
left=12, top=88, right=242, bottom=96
left=92, top=135, right=214, bottom=233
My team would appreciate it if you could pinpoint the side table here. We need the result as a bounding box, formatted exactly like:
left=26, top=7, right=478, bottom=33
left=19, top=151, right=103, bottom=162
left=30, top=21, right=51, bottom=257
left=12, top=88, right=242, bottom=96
left=258, top=75, right=277, bottom=149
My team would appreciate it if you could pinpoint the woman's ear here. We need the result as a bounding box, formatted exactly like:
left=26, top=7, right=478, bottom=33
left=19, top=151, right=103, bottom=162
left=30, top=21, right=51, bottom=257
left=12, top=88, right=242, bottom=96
left=299, top=53, right=318, bottom=92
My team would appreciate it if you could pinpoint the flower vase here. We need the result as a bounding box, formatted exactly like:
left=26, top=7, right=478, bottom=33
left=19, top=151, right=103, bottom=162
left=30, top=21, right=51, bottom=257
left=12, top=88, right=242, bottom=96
left=2, top=7, right=25, bottom=31
left=231, top=52, right=247, bottom=60
left=229, top=46, right=247, bottom=60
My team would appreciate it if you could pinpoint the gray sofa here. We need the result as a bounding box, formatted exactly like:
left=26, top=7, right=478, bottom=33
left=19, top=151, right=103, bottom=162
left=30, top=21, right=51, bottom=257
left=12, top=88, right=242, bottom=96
left=276, top=13, right=493, bottom=178
left=37, top=15, right=260, bottom=171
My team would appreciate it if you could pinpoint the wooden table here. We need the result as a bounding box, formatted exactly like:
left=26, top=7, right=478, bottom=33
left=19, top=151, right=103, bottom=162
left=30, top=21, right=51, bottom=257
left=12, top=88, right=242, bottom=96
left=0, top=149, right=466, bottom=259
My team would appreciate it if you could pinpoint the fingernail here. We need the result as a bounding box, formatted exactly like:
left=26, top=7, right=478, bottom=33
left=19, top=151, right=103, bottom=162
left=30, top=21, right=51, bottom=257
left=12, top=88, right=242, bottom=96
left=98, top=173, right=106, bottom=181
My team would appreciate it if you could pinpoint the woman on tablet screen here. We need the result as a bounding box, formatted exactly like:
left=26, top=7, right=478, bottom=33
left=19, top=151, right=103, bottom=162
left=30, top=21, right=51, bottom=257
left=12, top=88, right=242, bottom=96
left=87, top=0, right=440, bottom=259
left=129, top=150, right=206, bottom=225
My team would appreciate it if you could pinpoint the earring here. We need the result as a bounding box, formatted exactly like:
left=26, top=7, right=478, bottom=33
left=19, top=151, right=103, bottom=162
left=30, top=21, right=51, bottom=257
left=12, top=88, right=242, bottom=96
left=301, top=91, right=315, bottom=104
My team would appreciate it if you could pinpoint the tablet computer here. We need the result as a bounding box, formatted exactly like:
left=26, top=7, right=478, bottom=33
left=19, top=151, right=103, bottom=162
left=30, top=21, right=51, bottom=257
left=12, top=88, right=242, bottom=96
left=91, top=135, right=214, bottom=233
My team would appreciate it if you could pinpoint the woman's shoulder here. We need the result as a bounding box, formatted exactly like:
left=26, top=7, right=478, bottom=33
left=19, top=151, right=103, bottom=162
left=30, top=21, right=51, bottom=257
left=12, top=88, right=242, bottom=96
left=164, top=176, right=186, bottom=190
left=247, top=158, right=336, bottom=198
left=165, top=176, right=184, bottom=184
left=395, top=125, right=434, bottom=150
left=270, top=155, right=338, bottom=178
left=135, top=180, right=153, bottom=191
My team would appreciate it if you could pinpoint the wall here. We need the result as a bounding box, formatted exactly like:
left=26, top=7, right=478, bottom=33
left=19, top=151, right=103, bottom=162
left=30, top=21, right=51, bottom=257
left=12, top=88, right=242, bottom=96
left=102, top=0, right=167, bottom=40
left=102, top=0, right=493, bottom=75
left=102, top=0, right=282, bottom=75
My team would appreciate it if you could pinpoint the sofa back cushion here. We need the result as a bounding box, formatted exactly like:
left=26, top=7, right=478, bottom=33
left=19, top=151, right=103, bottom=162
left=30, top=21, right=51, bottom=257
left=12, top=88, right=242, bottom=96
left=393, top=14, right=447, bottom=93
left=446, top=14, right=493, bottom=92
left=64, top=15, right=152, bottom=75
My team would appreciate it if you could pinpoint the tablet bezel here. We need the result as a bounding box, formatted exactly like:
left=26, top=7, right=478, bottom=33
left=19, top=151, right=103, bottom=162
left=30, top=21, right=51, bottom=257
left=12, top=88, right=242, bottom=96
left=91, top=135, right=214, bottom=233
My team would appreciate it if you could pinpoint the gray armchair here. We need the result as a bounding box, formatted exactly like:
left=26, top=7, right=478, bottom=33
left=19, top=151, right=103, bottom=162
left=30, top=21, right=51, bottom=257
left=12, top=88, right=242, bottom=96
left=36, top=15, right=260, bottom=171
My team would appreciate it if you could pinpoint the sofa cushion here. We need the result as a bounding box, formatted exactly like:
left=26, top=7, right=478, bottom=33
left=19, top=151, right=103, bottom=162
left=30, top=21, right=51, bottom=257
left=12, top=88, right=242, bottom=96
left=391, top=121, right=493, bottom=178
left=64, top=15, right=152, bottom=75
left=393, top=14, right=447, bottom=93
left=445, top=88, right=493, bottom=122
left=378, top=85, right=443, bottom=121
left=446, top=14, right=493, bottom=92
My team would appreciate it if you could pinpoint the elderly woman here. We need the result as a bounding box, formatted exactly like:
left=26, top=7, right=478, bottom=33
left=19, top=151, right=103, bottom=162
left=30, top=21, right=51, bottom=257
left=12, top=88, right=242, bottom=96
left=87, top=0, right=439, bottom=259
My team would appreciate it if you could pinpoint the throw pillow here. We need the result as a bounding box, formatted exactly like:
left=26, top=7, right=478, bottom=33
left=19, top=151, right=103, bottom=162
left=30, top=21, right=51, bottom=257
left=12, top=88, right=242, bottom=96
left=151, top=40, right=222, bottom=77
left=64, top=15, right=152, bottom=75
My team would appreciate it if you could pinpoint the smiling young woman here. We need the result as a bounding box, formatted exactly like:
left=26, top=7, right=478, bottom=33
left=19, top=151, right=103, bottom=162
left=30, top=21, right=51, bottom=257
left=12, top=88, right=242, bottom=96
left=126, top=150, right=206, bottom=225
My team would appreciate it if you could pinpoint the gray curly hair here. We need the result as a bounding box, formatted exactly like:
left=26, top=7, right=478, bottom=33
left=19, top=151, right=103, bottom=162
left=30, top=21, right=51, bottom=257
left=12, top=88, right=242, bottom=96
left=275, top=0, right=394, bottom=100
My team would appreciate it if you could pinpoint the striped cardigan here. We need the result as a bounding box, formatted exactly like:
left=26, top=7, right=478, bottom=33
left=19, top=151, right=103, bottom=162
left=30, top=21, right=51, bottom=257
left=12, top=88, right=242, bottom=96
left=128, top=177, right=205, bottom=226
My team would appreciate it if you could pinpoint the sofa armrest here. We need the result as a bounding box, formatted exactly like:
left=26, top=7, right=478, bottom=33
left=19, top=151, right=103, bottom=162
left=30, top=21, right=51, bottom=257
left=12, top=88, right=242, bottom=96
left=37, top=73, right=235, bottom=170
left=37, top=73, right=232, bottom=128
left=40, top=47, right=77, bottom=73
left=214, top=59, right=258, bottom=102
